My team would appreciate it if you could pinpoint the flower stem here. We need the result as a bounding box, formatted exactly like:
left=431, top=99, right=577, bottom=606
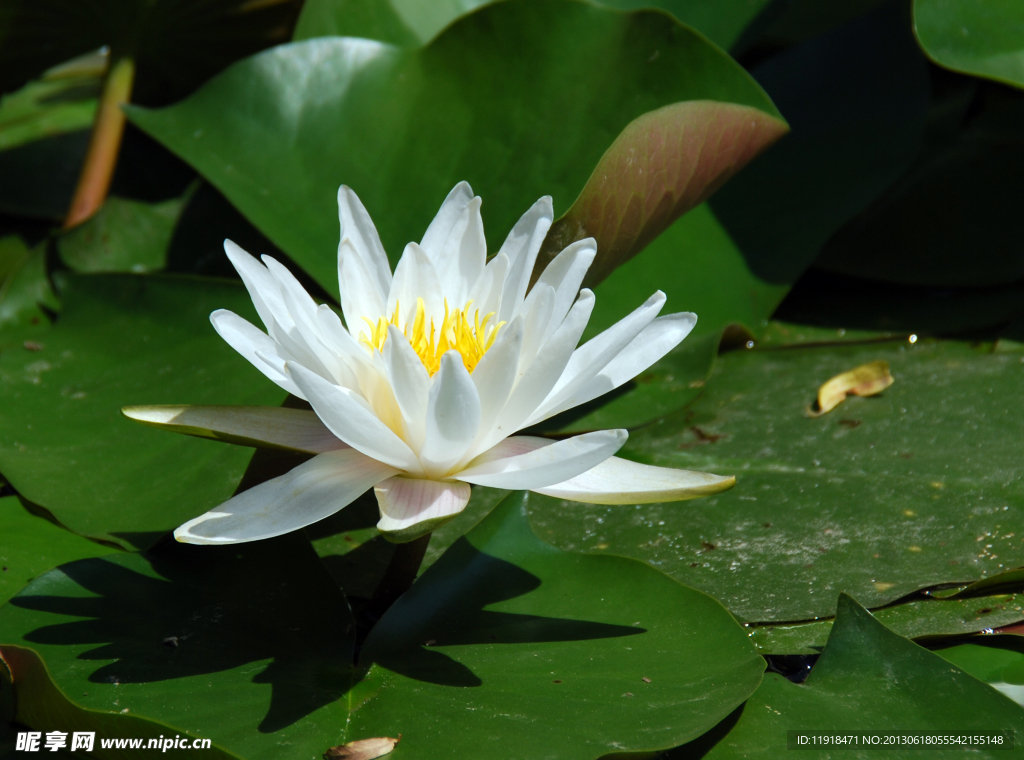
left=63, top=56, right=135, bottom=229
left=367, top=533, right=431, bottom=619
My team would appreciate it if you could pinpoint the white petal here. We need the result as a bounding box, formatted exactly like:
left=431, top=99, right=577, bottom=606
left=497, top=196, right=553, bottom=324
left=533, top=238, right=596, bottom=344
left=286, top=361, right=421, bottom=473
left=421, top=351, right=481, bottom=477
left=122, top=405, right=347, bottom=454
left=386, top=242, right=444, bottom=331
left=420, top=181, right=473, bottom=260
left=223, top=240, right=287, bottom=333
left=467, top=251, right=509, bottom=321
left=383, top=324, right=430, bottom=450
left=210, top=309, right=303, bottom=398
left=468, top=315, right=524, bottom=455
left=534, top=456, right=735, bottom=504
left=374, top=476, right=471, bottom=542
left=432, top=196, right=486, bottom=306
left=474, top=290, right=594, bottom=455
left=516, top=283, right=554, bottom=371
left=455, top=430, right=626, bottom=490
left=338, top=185, right=392, bottom=298
left=529, top=291, right=666, bottom=424
left=339, top=239, right=388, bottom=338
left=545, top=312, right=697, bottom=420
left=174, top=448, right=397, bottom=544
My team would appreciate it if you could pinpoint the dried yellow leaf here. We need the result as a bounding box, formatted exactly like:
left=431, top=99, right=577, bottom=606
left=324, top=737, right=399, bottom=760
left=808, top=360, right=893, bottom=416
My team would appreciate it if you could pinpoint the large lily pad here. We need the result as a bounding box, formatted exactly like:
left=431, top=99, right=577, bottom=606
left=0, top=236, right=58, bottom=331
left=530, top=330, right=1024, bottom=622
left=129, top=0, right=780, bottom=306
left=0, top=273, right=286, bottom=549
left=914, top=0, right=1024, bottom=89
left=293, top=0, right=774, bottom=50
left=671, top=595, right=1024, bottom=759
left=0, top=496, right=119, bottom=606
left=937, top=637, right=1024, bottom=706
left=0, top=492, right=765, bottom=760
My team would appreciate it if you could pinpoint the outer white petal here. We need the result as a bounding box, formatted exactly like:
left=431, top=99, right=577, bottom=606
left=529, top=291, right=666, bottom=424
left=497, top=196, right=553, bottom=324
left=210, top=309, right=303, bottom=398
left=540, top=312, right=697, bottom=421
left=533, top=238, right=596, bottom=344
left=455, top=430, right=626, bottom=490
left=420, top=182, right=473, bottom=260
left=383, top=324, right=430, bottom=450
left=474, top=290, right=594, bottom=455
left=534, top=456, right=736, bottom=504
left=174, top=449, right=397, bottom=544
left=223, top=240, right=287, bottom=333
left=286, top=361, right=421, bottom=473
left=338, top=185, right=392, bottom=298
left=386, top=242, right=444, bottom=330
left=122, top=405, right=347, bottom=454
left=339, top=239, right=388, bottom=338
left=421, top=351, right=481, bottom=477
left=374, top=476, right=471, bottom=542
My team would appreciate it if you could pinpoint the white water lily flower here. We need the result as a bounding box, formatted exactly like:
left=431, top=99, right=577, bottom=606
left=125, top=182, right=734, bottom=544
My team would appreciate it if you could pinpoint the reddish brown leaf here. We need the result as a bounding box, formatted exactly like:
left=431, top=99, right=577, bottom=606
left=536, top=100, right=788, bottom=287
left=324, top=736, right=399, bottom=760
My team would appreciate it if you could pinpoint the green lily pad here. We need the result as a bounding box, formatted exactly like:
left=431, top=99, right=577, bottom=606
left=0, top=496, right=119, bottom=607
left=350, top=491, right=766, bottom=758
left=0, top=236, right=58, bottom=331
left=750, top=593, right=1024, bottom=655
left=57, top=191, right=192, bottom=274
left=0, top=491, right=764, bottom=760
left=914, top=0, right=1024, bottom=89
left=129, top=0, right=780, bottom=308
left=670, top=595, right=1024, bottom=759
left=293, top=0, right=774, bottom=50
left=937, top=637, right=1024, bottom=706
left=0, top=533, right=350, bottom=759
left=530, top=333, right=1024, bottom=622
left=0, top=273, right=286, bottom=549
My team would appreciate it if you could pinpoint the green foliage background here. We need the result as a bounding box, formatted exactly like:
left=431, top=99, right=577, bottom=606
left=2, top=0, right=1024, bottom=757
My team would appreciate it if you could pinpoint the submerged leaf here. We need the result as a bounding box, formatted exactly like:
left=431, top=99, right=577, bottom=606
left=808, top=360, right=893, bottom=416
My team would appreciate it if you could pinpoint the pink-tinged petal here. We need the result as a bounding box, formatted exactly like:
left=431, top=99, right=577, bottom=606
left=455, top=430, right=625, bottom=490
left=210, top=309, right=303, bottom=398
left=374, top=476, right=471, bottom=542
left=534, top=312, right=697, bottom=423
left=338, top=185, right=392, bottom=298
left=421, top=351, right=481, bottom=477
left=286, top=361, right=421, bottom=473
left=174, top=449, right=397, bottom=544
left=534, top=456, right=735, bottom=504
left=122, top=405, right=347, bottom=454
left=497, top=196, right=553, bottom=324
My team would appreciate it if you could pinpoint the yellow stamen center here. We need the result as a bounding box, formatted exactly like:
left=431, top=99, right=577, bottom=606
left=360, top=298, right=503, bottom=375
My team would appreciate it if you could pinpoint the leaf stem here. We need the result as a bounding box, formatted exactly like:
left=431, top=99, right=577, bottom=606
left=63, top=56, right=135, bottom=229
left=367, top=533, right=431, bottom=619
